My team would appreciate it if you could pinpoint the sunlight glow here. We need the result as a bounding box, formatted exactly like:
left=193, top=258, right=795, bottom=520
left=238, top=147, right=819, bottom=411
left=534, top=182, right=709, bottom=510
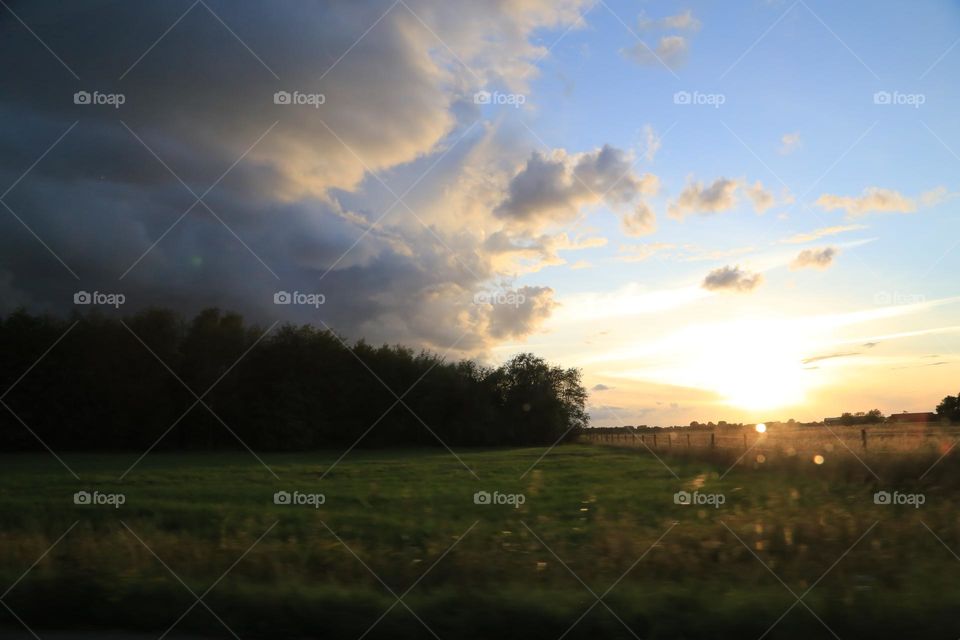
left=755, top=423, right=767, bottom=433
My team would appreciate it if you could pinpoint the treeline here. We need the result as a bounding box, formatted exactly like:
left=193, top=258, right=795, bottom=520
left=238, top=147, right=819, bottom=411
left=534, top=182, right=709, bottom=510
left=833, top=409, right=885, bottom=425
left=937, top=394, right=960, bottom=421
left=0, top=308, right=587, bottom=451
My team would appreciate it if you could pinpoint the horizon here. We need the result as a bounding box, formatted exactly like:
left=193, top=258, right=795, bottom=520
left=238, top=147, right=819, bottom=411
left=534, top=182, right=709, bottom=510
left=2, top=0, right=958, bottom=426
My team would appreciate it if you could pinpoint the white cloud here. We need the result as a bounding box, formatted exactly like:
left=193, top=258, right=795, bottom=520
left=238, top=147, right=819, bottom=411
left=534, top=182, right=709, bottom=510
left=616, top=242, right=676, bottom=263
left=815, top=186, right=949, bottom=216
left=641, top=124, right=661, bottom=162
left=779, top=132, right=801, bottom=155
left=638, top=9, right=701, bottom=31
left=622, top=35, right=690, bottom=69
left=680, top=246, right=755, bottom=262
left=484, top=230, right=607, bottom=273
left=743, top=180, right=775, bottom=213
left=620, top=201, right=658, bottom=236
left=779, top=224, right=866, bottom=244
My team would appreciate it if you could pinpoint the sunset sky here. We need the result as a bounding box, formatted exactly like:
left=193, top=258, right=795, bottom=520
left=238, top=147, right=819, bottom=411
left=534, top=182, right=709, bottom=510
left=1, top=0, right=958, bottom=425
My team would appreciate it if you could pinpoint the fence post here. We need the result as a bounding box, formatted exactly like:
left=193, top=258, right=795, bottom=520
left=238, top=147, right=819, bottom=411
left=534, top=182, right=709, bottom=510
left=668, top=433, right=672, bottom=449
left=743, top=433, right=747, bottom=451
left=710, top=433, right=716, bottom=449
left=653, top=433, right=657, bottom=448
left=641, top=434, right=645, bottom=444
left=687, top=433, right=691, bottom=447
left=861, top=428, right=867, bottom=450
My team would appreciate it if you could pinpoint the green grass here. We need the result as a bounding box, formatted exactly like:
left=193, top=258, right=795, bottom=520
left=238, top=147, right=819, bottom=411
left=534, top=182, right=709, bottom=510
left=2, top=445, right=959, bottom=639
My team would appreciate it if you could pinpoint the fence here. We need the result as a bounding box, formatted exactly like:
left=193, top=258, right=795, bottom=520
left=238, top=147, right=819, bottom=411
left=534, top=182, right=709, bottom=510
left=583, top=424, right=959, bottom=456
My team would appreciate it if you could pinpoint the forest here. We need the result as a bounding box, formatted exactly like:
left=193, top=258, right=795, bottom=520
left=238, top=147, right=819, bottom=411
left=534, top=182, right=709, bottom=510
left=0, top=308, right=588, bottom=451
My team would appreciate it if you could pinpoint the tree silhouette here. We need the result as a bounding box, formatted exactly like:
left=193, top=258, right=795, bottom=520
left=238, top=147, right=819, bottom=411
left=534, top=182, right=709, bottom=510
left=0, top=308, right=587, bottom=450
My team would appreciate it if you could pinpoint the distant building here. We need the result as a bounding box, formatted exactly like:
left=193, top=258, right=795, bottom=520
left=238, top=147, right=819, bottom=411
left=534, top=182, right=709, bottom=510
left=888, top=412, right=938, bottom=424
left=823, top=416, right=844, bottom=425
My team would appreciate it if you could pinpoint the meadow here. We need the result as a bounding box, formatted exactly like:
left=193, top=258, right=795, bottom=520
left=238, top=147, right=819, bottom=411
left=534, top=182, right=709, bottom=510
left=2, top=443, right=960, bottom=639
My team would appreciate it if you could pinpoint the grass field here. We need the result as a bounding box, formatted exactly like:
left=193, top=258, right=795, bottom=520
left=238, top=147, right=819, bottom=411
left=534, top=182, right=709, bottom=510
left=2, top=444, right=960, bottom=639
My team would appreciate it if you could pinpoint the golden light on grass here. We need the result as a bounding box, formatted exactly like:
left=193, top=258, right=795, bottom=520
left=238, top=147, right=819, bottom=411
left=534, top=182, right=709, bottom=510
left=813, top=454, right=825, bottom=465
left=755, top=423, right=767, bottom=433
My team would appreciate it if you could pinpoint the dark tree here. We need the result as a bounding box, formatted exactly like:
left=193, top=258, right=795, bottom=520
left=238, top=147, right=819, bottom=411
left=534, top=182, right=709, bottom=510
left=0, top=308, right=588, bottom=451
left=936, top=394, right=960, bottom=422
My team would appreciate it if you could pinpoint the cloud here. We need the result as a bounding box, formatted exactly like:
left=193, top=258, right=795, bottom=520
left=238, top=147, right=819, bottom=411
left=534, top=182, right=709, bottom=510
left=779, top=132, right=801, bottom=155
left=620, top=201, right=657, bottom=236
left=641, top=124, right=661, bottom=162
left=626, top=10, right=699, bottom=69
left=815, top=186, right=949, bottom=216
left=743, top=180, right=775, bottom=213
left=780, top=224, right=866, bottom=244
left=484, top=286, right=558, bottom=339
left=0, top=1, right=592, bottom=353
left=668, top=177, right=740, bottom=219
left=484, top=230, right=606, bottom=274
left=790, top=246, right=838, bottom=270
left=680, top=245, right=755, bottom=262
left=616, top=242, right=675, bottom=263
left=622, top=35, right=689, bottom=69
left=638, top=9, right=701, bottom=31
left=592, top=383, right=614, bottom=391
left=495, top=145, right=658, bottom=224
left=801, top=351, right=860, bottom=365
left=701, top=265, right=763, bottom=292
left=920, top=186, right=950, bottom=206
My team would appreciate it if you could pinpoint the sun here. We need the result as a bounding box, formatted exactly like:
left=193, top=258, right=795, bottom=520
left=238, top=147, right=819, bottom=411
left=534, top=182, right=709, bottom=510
left=597, top=313, right=831, bottom=416
left=669, top=316, right=816, bottom=411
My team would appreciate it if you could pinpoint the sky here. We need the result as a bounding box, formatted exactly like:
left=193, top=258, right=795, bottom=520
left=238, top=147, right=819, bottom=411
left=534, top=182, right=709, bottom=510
left=1, top=0, right=958, bottom=426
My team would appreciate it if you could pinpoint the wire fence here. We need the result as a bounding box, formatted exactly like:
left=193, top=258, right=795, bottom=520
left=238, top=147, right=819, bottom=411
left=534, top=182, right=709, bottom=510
left=582, top=424, right=960, bottom=456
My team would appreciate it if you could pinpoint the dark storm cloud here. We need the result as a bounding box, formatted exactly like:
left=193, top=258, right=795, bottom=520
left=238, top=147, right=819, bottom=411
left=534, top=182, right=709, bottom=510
left=0, top=0, right=588, bottom=351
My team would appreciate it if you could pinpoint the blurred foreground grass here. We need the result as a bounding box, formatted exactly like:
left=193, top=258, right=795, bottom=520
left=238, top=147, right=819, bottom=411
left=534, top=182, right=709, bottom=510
left=2, top=444, right=959, bottom=639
